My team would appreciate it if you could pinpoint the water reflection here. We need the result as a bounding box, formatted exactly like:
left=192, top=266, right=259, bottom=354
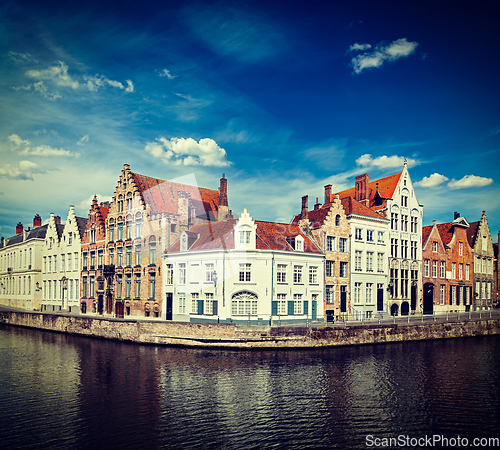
left=1, top=325, right=499, bottom=449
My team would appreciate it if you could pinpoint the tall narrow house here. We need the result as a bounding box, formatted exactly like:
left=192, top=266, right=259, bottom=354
left=336, top=161, right=423, bottom=316
left=104, top=164, right=229, bottom=318
left=467, top=211, right=495, bottom=310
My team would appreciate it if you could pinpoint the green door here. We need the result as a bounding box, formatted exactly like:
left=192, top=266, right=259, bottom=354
left=312, top=301, right=317, bottom=320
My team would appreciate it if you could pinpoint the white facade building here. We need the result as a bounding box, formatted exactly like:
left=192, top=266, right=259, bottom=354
left=344, top=198, right=390, bottom=319
left=0, top=217, right=46, bottom=310
left=41, top=207, right=86, bottom=313
left=163, top=210, right=324, bottom=324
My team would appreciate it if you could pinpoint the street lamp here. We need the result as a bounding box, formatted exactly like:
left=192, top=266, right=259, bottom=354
left=61, top=276, right=68, bottom=311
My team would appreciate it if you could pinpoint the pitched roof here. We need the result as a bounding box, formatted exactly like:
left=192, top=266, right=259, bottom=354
left=335, top=172, right=402, bottom=210
left=131, top=172, right=220, bottom=219
left=167, top=219, right=321, bottom=254
left=340, top=196, right=382, bottom=219
left=167, top=220, right=236, bottom=253
left=292, top=195, right=381, bottom=228
left=76, top=216, right=88, bottom=239
left=466, top=221, right=479, bottom=248
left=422, top=225, right=434, bottom=248
left=435, top=222, right=455, bottom=246
left=255, top=221, right=321, bottom=253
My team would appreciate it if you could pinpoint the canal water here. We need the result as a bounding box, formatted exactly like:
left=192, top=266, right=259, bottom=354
left=1, top=325, right=499, bottom=449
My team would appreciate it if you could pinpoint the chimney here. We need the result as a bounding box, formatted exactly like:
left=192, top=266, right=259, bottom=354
left=314, top=197, right=321, bottom=211
left=454, top=212, right=460, bottom=220
left=16, top=222, right=23, bottom=235
left=300, top=195, right=308, bottom=221
left=324, top=185, right=332, bottom=204
left=33, top=214, right=41, bottom=228
left=54, top=215, right=61, bottom=225
left=355, top=173, right=369, bottom=206
left=218, top=174, right=229, bottom=221
left=0, top=237, right=4, bottom=248
left=433, top=220, right=437, bottom=226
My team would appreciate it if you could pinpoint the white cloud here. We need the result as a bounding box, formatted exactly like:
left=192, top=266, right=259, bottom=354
left=25, top=61, right=80, bottom=89
left=77, top=135, right=89, bottom=146
left=350, top=38, right=419, bottom=74
left=0, top=160, right=46, bottom=180
left=9, top=134, right=30, bottom=147
left=83, top=75, right=135, bottom=93
left=348, top=43, right=372, bottom=52
left=159, top=69, right=177, bottom=79
left=20, top=145, right=78, bottom=157
left=356, top=154, right=419, bottom=169
left=8, top=51, right=38, bottom=64
left=414, top=173, right=449, bottom=189
left=9, top=133, right=79, bottom=157
left=145, top=137, right=233, bottom=167
left=447, top=175, right=493, bottom=190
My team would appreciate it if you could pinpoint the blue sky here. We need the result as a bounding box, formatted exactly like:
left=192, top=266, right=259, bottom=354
left=1, top=0, right=499, bottom=240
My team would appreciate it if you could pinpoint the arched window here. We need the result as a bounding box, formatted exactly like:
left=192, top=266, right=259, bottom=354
left=335, top=214, right=340, bottom=226
left=127, top=192, right=133, bottom=211
left=135, top=213, right=142, bottom=238
left=117, top=219, right=124, bottom=241
left=231, top=291, right=258, bottom=316
left=126, top=215, right=133, bottom=239
left=118, top=195, right=124, bottom=212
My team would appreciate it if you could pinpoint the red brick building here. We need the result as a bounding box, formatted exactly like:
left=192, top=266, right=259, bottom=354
left=104, top=164, right=229, bottom=319
left=80, top=196, right=110, bottom=314
left=422, top=213, right=474, bottom=314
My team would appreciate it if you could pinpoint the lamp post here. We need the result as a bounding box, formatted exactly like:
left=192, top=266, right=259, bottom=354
left=61, top=276, right=68, bottom=311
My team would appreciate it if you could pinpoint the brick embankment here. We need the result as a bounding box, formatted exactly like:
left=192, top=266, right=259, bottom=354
left=1, top=308, right=499, bottom=349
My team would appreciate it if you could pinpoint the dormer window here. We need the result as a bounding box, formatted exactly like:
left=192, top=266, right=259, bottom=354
left=295, top=235, right=304, bottom=252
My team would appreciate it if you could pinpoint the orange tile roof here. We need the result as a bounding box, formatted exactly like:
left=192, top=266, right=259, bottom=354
left=131, top=172, right=220, bottom=218
left=335, top=171, right=402, bottom=210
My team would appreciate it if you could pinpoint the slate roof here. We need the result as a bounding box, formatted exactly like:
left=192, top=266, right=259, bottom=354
left=335, top=171, right=402, bottom=210
left=167, top=219, right=321, bottom=254
left=0, top=225, right=48, bottom=249
left=76, top=217, right=88, bottom=239
left=131, top=172, right=220, bottom=219
left=466, top=221, right=479, bottom=248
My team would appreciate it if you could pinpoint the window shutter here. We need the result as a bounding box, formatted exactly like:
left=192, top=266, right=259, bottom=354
left=272, top=301, right=277, bottom=315
left=288, top=301, right=294, bottom=315
left=213, top=300, right=218, bottom=316
left=303, top=300, right=309, bottom=315
left=198, top=299, right=204, bottom=315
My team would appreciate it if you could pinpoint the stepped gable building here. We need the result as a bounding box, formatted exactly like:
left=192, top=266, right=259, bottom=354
left=466, top=211, right=495, bottom=310
left=41, top=208, right=86, bottom=314
left=105, top=164, right=229, bottom=319
left=422, top=213, right=474, bottom=314
left=80, top=196, right=110, bottom=315
left=494, top=233, right=499, bottom=308
left=293, top=192, right=351, bottom=322
left=335, top=161, right=423, bottom=316
left=0, top=215, right=46, bottom=310
left=164, top=209, right=323, bottom=323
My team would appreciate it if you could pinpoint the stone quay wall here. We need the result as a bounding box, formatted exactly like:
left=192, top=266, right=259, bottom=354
left=1, top=309, right=499, bottom=349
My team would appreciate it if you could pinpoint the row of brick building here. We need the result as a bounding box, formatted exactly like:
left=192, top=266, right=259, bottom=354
left=0, top=162, right=498, bottom=323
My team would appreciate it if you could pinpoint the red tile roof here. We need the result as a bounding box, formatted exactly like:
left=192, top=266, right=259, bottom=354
left=335, top=172, right=402, bottom=210
left=422, top=225, right=434, bottom=248
left=131, top=172, right=220, bottom=219
left=435, top=222, right=455, bottom=246
left=255, top=221, right=321, bottom=253
left=167, top=219, right=321, bottom=254
left=340, top=196, right=382, bottom=218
